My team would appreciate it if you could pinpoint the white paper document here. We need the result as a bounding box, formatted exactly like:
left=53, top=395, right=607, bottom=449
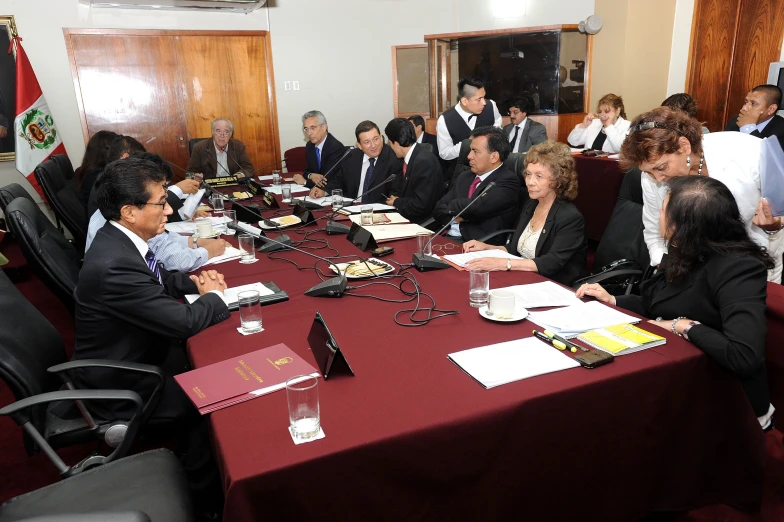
left=527, top=300, right=640, bottom=338
left=202, top=246, right=243, bottom=266
left=365, top=223, right=433, bottom=242
left=442, top=249, right=519, bottom=268
left=164, top=215, right=231, bottom=235
left=180, top=188, right=206, bottom=220
left=448, top=337, right=580, bottom=388
left=185, top=282, right=275, bottom=306
left=263, top=184, right=310, bottom=195
left=290, top=196, right=332, bottom=207
left=348, top=212, right=410, bottom=226
left=760, top=136, right=784, bottom=216
left=500, top=281, right=582, bottom=309
left=340, top=203, right=396, bottom=213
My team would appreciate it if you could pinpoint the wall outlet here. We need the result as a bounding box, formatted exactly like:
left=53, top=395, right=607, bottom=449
left=284, top=81, right=291, bottom=91
left=292, top=80, right=300, bottom=91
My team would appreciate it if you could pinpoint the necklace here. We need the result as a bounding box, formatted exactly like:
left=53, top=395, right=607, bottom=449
left=697, top=153, right=704, bottom=176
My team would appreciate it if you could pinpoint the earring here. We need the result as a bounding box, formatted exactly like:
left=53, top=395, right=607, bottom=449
left=686, top=156, right=691, bottom=168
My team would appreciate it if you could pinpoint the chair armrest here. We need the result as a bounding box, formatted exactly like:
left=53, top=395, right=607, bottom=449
left=0, top=390, right=144, bottom=476
left=477, top=228, right=516, bottom=244
left=572, top=269, right=643, bottom=288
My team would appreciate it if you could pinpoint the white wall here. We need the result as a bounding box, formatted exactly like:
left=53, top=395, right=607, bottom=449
left=0, top=0, right=595, bottom=203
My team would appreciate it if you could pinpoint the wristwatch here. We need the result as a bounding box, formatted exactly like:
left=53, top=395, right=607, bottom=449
left=506, top=259, right=512, bottom=271
left=192, top=237, right=199, bottom=249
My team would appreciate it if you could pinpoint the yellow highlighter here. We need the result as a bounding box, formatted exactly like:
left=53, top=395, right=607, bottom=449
left=542, top=329, right=579, bottom=353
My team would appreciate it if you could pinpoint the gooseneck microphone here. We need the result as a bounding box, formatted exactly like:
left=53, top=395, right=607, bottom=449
left=229, top=222, right=348, bottom=298
left=252, top=157, right=288, bottom=175
left=413, top=181, right=497, bottom=271
left=296, top=146, right=355, bottom=209
left=325, top=173, right=398, bottom=235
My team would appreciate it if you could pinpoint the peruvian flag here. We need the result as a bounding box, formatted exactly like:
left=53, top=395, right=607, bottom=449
left=11, top=36, right=66, bottom=199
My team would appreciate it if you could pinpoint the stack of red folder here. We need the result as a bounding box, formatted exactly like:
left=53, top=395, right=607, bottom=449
left=175, top=343, right=320, bottom=414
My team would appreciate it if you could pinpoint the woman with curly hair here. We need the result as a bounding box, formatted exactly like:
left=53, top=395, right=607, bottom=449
left=567, top=93, right=630, bottom=152
left=463, top=140, right=587, bottom=285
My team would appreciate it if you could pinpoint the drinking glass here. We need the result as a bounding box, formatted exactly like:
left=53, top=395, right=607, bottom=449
left=469, top=269, right=490, bottom=308
left=238, top=290, right=263, bottom=333
left=286, top=375, right=320, bottom=441
left=211, top=194, right=224, bottom=212
left=281, top=184, right=292, bottom=202
left=238, top=234, right=257, bottom=264
left=218, top=209, right=236, bottom=234
left=416, top=232, right=432, bottom=256
left=360, top=205, right=373, bottom=226
left=272, top=171, right=282, bottom=186
left=332, top=189, right=343, bottom=209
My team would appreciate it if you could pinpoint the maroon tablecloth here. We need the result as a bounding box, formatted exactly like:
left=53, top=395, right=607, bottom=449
left=187, top=199, right=763, bottom=522
left=572, top=155, right=626, bottom=243
left=765, top=282, right=784, bottom=413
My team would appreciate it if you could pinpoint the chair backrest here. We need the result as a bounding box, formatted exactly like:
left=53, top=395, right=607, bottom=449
left=188, top=138, right=208, bottom=156
left=592, top=168, right=650, bottom=269
left=284, top=146, right=307, bottom=172
left=50, top=154, right=79, bottom=197
left=33, top=158, right=87, bottom=250
left=4, top=197, right=81, bottom=315
left=0, top=268, right=67, bottom=430
left=0, top=183, right=36, bottom=218
left=503, top=152, right=524, bottom=178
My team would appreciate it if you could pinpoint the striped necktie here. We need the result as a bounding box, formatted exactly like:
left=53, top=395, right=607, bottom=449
left=144, top=250, right=163, bottom=286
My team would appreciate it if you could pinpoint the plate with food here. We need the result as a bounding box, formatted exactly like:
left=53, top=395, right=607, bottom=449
left=232, top=191, right=253, bottom=200
left=258, top=215, right=302, bottom=229
left=329, top=258, right=395, bottom=279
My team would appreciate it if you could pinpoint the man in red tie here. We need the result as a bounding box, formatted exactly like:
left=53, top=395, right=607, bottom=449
left=432, top=126, right=521, bottom=244
left=383, top=118, right=444, bottom=224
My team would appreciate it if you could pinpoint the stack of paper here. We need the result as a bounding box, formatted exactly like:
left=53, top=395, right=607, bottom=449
left=501, top=281, right=582, bottom=308
left=348, top=212, right=409, bottom=226
left=181, top=188, right=206, bottom=219
left=165, top=215, right=231, bottom=235
left=442, top=249, right=519, bottom=268
left=202, top=246, right=243, bottom=266
left=290, top=196, right=332, bottom=207
left=448, top=337, right=580, bottom=388
left=185, top=282, right=275, bottom=307
left=527, top=301, right=640, bottom=338
left=366, top=223, right=434, bottom=242
left=263, top=184, right=310, bottom=195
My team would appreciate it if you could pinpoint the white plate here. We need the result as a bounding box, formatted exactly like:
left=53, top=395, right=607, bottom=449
left=330, top=258, right=394, bottom=279
left=258, top=215, right=302, bottom=229
left=478, top=305, right=529, bottom=322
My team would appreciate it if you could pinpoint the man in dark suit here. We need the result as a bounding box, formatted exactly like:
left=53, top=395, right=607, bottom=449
left=503, top=97, right=548, bottom=153
left=433, top=126, right=521, bottom=244
left=724, top=84, right=784, bottom=140
left=310, top=120, right=401, bottom=204
left=408, top=115, right=438, bottom=148
left=384, top=118, right=443, bottom=224
left=186, top=117, right=254, bottom=178
left=292, top=110, right=346, bottom=189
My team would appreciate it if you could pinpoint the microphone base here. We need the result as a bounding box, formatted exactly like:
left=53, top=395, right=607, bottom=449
left=257, top=234, right=291, bottom=253
left=412, top=252, right=451, bottom=271
left=326, top=221, right=351, bottom=235
left=305, top=276, right=347, bottom=298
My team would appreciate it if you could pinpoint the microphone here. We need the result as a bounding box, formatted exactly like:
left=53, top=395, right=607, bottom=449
left=413, top=181, right=497, bottom=271
left=294, top=146, right=354, bottom=210
left=252, top=157, right=288, bottom=175
left=229, top=222, right=347, bottom=298
left=325, top=174, right=398, bottom=235
left=205, top=147, right=238, bottom=179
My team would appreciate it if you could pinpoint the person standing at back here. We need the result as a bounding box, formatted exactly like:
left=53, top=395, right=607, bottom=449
left=437, top=77, right=502, bottom=183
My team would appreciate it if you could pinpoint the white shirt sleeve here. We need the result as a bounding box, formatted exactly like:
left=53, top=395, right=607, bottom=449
left=603, top=118, right=631, bottom=153
left=491, top=100, right=502, bottom=128
left=641, top=175, right=667, bottom=266
left=567, top=125, right=587, bottom=148
left=168, top=185, right=185, bottom=199
left=437, top=115, right=461, bottom=161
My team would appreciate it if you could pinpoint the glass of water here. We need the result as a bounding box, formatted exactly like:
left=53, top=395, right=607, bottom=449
left=238, top=290, right=263, bottom=333
left=286, top=375, right=320, bottom=441
left=360, top=205, right=373, bottom=226
left=281, top=184, right=292, bottom=202
left=272, top=170, right=282, bottom=186
left=211, top=194, right=224, bottom=212
left=469, top=268, right=489, bottom=308
left=331, top=189, right=343, bottom=209
left=238, top=234, right=257, bottom=264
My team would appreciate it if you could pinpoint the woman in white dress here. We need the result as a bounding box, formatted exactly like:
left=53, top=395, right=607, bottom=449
left=567, top=93, right=631, bottom=153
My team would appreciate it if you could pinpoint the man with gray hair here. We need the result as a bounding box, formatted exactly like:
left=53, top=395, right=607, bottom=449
left=187, top=117, right=254, bottom=178
left=292, top=110, right=346, bottom=188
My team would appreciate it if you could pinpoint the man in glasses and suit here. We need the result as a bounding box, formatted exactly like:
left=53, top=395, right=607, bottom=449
left=503, top=97, right=547, bottom=153
left=187, top=117, right=254, bottom=178
left=292, top=110, right=346, bottom=189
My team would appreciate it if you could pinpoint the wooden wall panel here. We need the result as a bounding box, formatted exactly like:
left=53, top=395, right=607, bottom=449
left=725, top=0, right=784, bottom=121
left=686, top=0, right=741, bottom=131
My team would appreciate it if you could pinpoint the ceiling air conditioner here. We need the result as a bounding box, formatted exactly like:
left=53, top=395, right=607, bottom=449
left=79, top=0, right=267, bottom=13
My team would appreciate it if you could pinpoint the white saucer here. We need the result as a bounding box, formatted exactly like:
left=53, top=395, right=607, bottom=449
left=196, top=232, right=219, bottom=239
left=478, top=305, right=528, bottom=322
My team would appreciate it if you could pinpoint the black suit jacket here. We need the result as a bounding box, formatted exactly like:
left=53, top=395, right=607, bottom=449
left=304, top=133, right=345, bottom=188
left=507, top=199, right=587, bottom=285
left=73, top=222, right=230, bottom=419
left=433, top=165, right=521, bottom=244
left=616, top=254, right=770, bottom=416
left=422, top=132, right=438, bottom=148
left=325, top=143, right=402, bottom=203
left=391, top=144, right=443, bottom=223
left=503, top=119, right=548, bottom=153
left=186, top=138, right=254, bottom=178
left=724, top=113, right=784, bottom=140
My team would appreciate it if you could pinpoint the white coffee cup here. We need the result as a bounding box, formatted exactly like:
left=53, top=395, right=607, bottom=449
left=196, top=221, right=214, bottom=237
left=487, top=289, right=516, bottom=319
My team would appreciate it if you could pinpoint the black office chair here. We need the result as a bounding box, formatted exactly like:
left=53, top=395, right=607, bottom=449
left=4, top=198, right=81, bottom=315
left=33, top=158, right=87, bottom=250
left=572, top=168, right=648, bottom=295
left=188, top=138, right=208, bottom=157
left=0, top=184, right=36, bottom=225
left=49, top=154, right=79, bottom=199
left=0, top=268, right=165, bottom=466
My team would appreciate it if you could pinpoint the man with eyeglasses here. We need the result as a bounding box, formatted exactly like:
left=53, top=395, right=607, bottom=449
left=187, top=117, right=254, bottom=178
left=292, top=110, right=346, bottom=189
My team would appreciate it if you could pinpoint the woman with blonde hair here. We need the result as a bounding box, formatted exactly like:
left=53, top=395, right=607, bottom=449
left=463, top=141, right=587, bottom=285
left=567, top=93, right=631, bottom=153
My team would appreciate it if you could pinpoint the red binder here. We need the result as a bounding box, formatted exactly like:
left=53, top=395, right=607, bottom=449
left=175, top=343, right=319, bottom=415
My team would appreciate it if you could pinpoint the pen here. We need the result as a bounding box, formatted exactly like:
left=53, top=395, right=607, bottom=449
left=544, top=329, right=589, bottom=352
left=532, top=330, right=575, bottom=353
left=381, top=193, right=389, bottom=198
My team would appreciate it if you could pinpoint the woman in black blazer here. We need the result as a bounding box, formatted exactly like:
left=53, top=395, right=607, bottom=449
left=578, top=176, right=775, bottom=430
left=463, top=141, right=587, bottom=286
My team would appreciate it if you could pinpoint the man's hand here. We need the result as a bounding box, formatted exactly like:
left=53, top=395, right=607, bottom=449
left=386, top=195, right=398, bottom=206
left=199, top=238, right=229, bottom=258
left=752, top=197, right=782, bottom=231
left=310, top=187, right=326, bottom=198
left=292, top=174, right=307, bottom=186
left=0, top=126, right=7, bottom=139
left=174, top=179, right=201, bottom=195
left=189, top=269, right=227, bottom=295
left=184, top=209, right=210, bottom=220
left=309, top=173, right=326, bottom=188
left=234, top=172, right=246, bottom=178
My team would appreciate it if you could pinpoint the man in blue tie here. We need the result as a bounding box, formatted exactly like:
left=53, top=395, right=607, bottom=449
left=293, top=110, right=346, bottom=189
left=309, top=120, right=402, bottom=204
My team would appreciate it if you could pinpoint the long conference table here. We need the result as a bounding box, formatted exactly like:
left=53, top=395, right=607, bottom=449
left=186, top=190, right=764, bottom=522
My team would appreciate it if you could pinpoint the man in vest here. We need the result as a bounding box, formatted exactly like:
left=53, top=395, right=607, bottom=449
left=436, top=76, right=502, bottom=184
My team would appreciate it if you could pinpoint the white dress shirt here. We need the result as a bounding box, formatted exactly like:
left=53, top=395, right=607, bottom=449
left=214, top=143, right=230, bottom=177
left=447, top=165, right=499, bottom=237
left=739, top=116, right=774, bottom=135
left=567, top=116, right=631, bottom=153
left=641, top=132, right=782, bottom=281
left=416, top=132, right=424, bottom=144
left=436, top=101, right=503, bottom=161
left=508, top=118, right=528, bottom=153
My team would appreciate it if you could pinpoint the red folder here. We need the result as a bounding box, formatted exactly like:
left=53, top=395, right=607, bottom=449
left=175, top=343, right=320, bottom=415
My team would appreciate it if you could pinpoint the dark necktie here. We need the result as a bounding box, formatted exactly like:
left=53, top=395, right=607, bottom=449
left=467, top=176, right=482, bottom=198
left=510, top=125, right=520, bottom=153
left=315, top=147, right=321, bottom=170
left=145, top=250, right=163, bottom=286
left=361, top=158, right=376, bottom=203
left=402, top=162, right=408, bottom=178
